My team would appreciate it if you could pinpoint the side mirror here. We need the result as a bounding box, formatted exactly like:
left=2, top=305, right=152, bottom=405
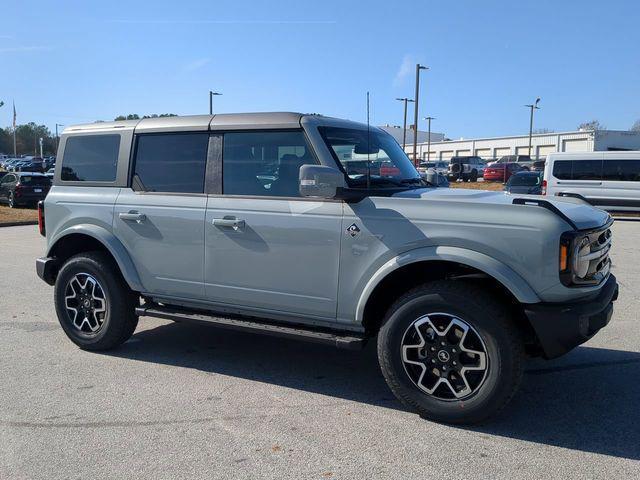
left=299, top=165, right=345, bottom=199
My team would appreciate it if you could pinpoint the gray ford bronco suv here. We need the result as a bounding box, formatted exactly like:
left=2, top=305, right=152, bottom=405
left=36, top=112, right=618, bottom=424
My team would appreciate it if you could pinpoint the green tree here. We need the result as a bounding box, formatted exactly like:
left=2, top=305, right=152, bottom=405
left=114, top=113, right=176, bottom=121
left=631, top=119, right=640, bottom=132
left=0, top=123, right=56, bottom=156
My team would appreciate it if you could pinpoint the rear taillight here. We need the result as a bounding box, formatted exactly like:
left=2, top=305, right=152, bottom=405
left=14, top=184, right=23, bottom=197
left=542, top=179, right=547, bottom=195
left=38, top=201, right=46, bottom=237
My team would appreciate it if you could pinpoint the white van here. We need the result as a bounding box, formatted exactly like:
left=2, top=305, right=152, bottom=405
left=543, top=151, right=640, bottom=211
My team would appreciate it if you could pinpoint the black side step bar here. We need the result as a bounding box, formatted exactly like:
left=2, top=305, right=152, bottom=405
left=136, top=303, right=367, bottom=350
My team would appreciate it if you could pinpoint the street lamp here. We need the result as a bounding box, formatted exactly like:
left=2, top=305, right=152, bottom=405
left=395, top=97, right=414, bottom=151
left=412, top=64, right=429, bottom=166
left=209, top=91, right=222, bottom=115
left=525, top=98, right=541, bottom=158
left=423, top=116, right=435, bottom=163
left=55, top=124, right=64, bottom=152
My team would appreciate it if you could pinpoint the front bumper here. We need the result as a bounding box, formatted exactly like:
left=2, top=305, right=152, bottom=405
left=36, top=256, right=58, bottom=285
left=524, top=274, right=619, bottom=359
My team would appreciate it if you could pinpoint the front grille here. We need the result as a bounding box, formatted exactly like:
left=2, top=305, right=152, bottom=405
left=577, top=224, right=612, bottom=285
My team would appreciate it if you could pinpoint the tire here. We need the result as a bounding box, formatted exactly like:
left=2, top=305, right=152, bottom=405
left=470, top=170, right=478, bottom=182
left=377, top=280, right=524, bottom=424
left=54, top=251, right=138, bottom=351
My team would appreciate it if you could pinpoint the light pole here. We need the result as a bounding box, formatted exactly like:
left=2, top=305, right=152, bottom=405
left=525, top=98, right=541, bottom=158
left=423, top=116, right=435, bottom=163
left=395, top=97, right=414, bottom=151
left=55, top=123, right=64, bottom=152
left=209, top=91, right=222, bottom=115
left=412, top=64, right=429, bottom=166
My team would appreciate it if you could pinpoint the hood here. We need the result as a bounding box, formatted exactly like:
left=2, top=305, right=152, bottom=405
left=391, top=187, right=610, bottom=231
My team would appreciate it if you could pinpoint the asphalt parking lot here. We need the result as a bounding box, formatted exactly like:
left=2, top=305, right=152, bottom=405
left=1, top=223, right=639, bottom=479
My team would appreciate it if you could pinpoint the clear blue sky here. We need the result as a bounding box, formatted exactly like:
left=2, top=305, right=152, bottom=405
left=1, top=0, right=639, bottom=138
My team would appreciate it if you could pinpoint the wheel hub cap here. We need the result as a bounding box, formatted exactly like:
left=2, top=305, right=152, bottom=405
left=401, top=312, right=489, bottom=400
left=437, top=350, right=450, bottom=362
left=64, top=273, right=107, bottom=334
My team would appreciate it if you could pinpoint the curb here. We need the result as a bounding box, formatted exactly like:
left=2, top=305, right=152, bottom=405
left=0, top=221, right=38, bottom=228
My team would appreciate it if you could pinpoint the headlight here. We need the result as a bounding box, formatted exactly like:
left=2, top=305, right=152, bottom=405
left=559, top=226, right=612, bottom=287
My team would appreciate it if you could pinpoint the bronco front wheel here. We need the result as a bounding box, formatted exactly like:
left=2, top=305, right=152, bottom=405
left=377, top=281, right=524, bottom=424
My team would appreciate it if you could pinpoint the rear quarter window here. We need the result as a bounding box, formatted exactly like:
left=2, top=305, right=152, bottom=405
left=61, top=135, right=120, bottom=182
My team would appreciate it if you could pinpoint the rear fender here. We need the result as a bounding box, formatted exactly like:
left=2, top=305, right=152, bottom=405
left=47, top=224, right=143, bottom=292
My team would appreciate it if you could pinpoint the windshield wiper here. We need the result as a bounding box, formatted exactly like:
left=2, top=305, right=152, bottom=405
left=400, top=177, right=431, bottom=187
left=350, top=177, right=403, bottom=187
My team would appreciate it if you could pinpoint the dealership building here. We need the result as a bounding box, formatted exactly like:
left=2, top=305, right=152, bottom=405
left=405, top=129, right=640, bottom=163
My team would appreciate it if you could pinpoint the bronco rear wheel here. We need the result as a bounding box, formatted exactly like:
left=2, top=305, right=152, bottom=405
left=377, top=280, right=524, bottom=424
left=54, top=251, right=138, bottom=351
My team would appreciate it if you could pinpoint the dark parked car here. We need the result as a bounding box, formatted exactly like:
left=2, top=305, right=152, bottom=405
left=0, top=172, right=51, bottom=208
left=504, top=171, right=543, bottom=195
left=483, top=162, right=524, bottom=182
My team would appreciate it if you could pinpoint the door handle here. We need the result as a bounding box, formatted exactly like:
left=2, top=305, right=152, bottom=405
left=119, top=211, right=146, bottom=223
left=212, top=217, right=245, bottom=230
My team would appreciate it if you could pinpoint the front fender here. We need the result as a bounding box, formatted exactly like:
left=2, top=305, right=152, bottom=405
left=47, top=224, right=143, bottom=292
left=355, top=245, right=541, bottom=323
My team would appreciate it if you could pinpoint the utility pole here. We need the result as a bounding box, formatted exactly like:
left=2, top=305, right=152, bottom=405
left=423, top=116, right=435, bottom=163
left=412, top=64, right=429, bottom=166
left=525, top=98, right=541, bottom=158
left=209, top=91, right=222, bottom=115
left=39, top=137, right=43, bottom=159
left=395, top=97, right=414, bottom=151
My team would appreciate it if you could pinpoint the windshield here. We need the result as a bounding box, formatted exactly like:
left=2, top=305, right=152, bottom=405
left=508, top=174, right=541, bottom=186
left=319, top=127, right=422, bottom=188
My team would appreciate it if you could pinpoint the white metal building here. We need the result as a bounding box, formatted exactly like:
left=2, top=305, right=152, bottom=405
left=379, top=125, right=445, bottom=146
left=405, top=129, right=640, bottom=162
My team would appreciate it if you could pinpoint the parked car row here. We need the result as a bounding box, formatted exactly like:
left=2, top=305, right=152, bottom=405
left=0, top=156, right=56, bottom=173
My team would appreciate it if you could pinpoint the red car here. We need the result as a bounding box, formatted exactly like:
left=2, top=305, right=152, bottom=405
left=483, top=162, right=523, bottom=182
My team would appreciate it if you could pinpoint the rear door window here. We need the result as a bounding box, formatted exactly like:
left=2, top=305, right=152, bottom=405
left=571, top=160, right=602, bottom=180
left=133, top=133, right=209, bottom=193
left=61, top=135, right=120, bottom=182
left=601, top=159, right=640, bottom=182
